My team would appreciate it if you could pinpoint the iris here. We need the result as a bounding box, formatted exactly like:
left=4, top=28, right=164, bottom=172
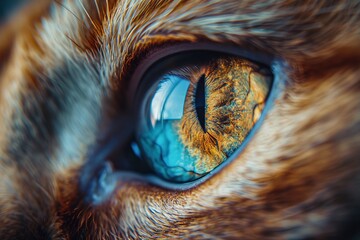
left=137, top=55, right=272, bottom=182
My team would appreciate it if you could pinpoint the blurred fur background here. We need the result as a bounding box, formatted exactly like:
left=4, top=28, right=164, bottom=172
left=0, top=0, right=25, bottom=23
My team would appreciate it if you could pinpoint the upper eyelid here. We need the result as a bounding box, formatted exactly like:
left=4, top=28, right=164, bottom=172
left=126, top=42, right=275, bottom=106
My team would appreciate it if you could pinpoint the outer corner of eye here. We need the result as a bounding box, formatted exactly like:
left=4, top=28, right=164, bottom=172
left=133, top=49, right=274, bottom=186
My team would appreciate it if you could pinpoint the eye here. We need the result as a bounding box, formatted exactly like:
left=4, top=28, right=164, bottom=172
left=133, top=50, right=273, bottom=183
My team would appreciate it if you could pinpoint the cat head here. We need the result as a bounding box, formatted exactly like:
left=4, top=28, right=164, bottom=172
left=0, top=0, right=359, bottom=239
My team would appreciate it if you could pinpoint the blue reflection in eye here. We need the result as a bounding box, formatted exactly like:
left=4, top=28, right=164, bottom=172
left=149, top=76, right=190, bottom=127
left=138, top=74, right=207, bottom=182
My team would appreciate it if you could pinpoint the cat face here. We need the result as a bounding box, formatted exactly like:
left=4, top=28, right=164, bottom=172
left=0, top=0, right=359, bottom=239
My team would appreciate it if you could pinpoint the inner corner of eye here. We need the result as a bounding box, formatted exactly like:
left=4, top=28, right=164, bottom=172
left=135, top=53, right=273, bottom=183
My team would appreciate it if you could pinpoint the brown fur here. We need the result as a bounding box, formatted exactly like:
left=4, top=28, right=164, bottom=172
left=0, top=0, right=359, bottom=239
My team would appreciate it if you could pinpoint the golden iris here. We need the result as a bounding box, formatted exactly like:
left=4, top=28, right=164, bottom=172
left=137, top=56, right=271, bottom=182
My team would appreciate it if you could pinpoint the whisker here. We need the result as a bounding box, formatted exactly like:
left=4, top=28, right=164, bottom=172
left=54, top=0, right=90, bottom=30
left=65, top=33, right=86, bottom=52
left=93, top=0, right=101, bottom=20
left=78, top=0, right=98, bottom=30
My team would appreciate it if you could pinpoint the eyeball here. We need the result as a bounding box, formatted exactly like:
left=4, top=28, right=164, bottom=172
left=135, top=51, right=273, bottom=182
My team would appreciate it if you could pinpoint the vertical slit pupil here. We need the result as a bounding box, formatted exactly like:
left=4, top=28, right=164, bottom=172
left=195, top=74, right=206, bottom=132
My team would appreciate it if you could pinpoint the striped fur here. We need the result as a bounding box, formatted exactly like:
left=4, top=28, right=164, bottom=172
left=0, top=0, right=359, bottom=239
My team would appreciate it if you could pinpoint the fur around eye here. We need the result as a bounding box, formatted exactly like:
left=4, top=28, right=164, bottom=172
left=136, top=54, right=272, bottom=182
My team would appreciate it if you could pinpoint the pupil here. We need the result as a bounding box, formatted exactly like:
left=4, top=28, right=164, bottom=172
left=195, top=74, right=206, bottom=132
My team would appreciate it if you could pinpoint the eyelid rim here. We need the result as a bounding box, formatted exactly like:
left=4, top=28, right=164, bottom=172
left=127, top=42, right=274, bottom=105
left=141, top=60, right=286, bottom=191
left=126, top=42, right=286, bottom=190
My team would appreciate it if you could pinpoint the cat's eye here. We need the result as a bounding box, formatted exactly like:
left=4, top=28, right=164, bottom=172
left=133, top=51, right=273, bottom=183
